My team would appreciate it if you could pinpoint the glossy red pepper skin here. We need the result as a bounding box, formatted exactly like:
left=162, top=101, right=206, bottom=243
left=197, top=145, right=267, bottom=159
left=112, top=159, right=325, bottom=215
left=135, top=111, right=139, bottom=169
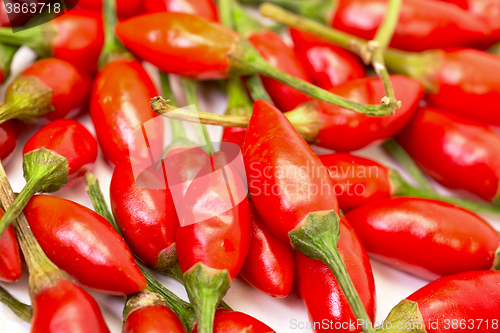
left=395, top=107, right=500, bottom=202
left=346, top=197, right=500, bottom=280
left=248, top=29, right=312, bottom=111
left=244, top=99, right=339, bottom=243
left=144, top=0, right=218, bottom=21
left=122, top=304, right=187, bottom=333
left=24, top=195, right=147, bottom=295
left=115, top=12, right=239, bottom=79
left=51, top=9, right=104, bottom=73
left=193, top=309, right=275, bottom=333
left=0, top=120, right=19, bottom=165
left=0, top=206, right=21, bottom=282
left=424, top=49, right=500, bottom=126
left=295, top=215, right=376, bottom=333
left=110, top=159, right=179, bottom=271
left=23, top=119, right=98, bottom=187
left=331, top=0, right=488, bottom=52
left=307, top=75, right=423, bottom=152
left=175, top=152, right=251, bottom=280
left=90, top=59, right=161, bottom=166
left=222, top=127, right=247, bottom=152
left=406, top=270, right=500, bottom=333
left=78, top=0, right=144, bottom=19
left=16, top=58, right=93, bottom=122
left=290, top=29, right=366, bottom=90
left=31, top=279, right=110, bottom=333
left=319, top=153, right=392, bottom=211
left=239, top=202, right=295, bottom=298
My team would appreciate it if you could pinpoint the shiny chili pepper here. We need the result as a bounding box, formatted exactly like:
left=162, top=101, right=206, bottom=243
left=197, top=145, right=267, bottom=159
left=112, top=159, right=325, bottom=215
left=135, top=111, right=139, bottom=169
left=193, top=309, right=276, bottom=333
left=175, top=150, right=251, bottom=333
left=0, top=9, right=104, bottom=73
left=346, top=197, right=500, bottom=280
left=118, top=12, right=396, bottom=116
left=295, top=215, right=376, bottom=333
left=0, top=44, right=17, bottom=85
left=0, top=119, right=98, bottom=240
left=380, top=270, right=500, bottom=333
left=290, top=28, right=366, bottom=90
left=78, top=0, right=144, bottom=19
left=395, top=107, right=500, bottom=202
left=122, top=289, right=188, bottom=333
left=0, top=209, right=21, bottom=283
left=24, top=194, right=147, bottom=295
left=0, top=120, right=19, bottom=165
left=239, top=202, right=295, bottom=298
left=144, top=0, right=218, bottom=21
left=0, top=58, right=92, bottom=124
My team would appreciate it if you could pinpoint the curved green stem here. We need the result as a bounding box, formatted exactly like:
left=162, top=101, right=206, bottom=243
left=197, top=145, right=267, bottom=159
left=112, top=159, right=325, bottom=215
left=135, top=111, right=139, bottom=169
left=99, top=0, right=132, bottom=68
left=0, top=25, right=56, bottom=57
left=289, top=210, right=375, bottom=333
left=0, top=285, right=33, bottom=322
left=0, top=44, right=18, bottom=80
left=383, top=139, right=433, bottom=191
left=245, top=75, right=273, bottom=103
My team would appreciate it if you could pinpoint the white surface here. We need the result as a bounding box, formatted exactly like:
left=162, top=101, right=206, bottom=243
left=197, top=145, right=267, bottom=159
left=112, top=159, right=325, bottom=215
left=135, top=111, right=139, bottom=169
left=1, top=47, right=500, bottom=333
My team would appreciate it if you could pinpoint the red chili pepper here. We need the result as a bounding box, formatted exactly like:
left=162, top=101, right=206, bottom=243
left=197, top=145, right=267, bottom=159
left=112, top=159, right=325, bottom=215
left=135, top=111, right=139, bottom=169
left=395, top=107, right=500, bottom=202
left=0, top=44, right=17, bottom=85
left=290, top=28, right=366, bottom=90
left=31, top=279, right=110, bottom=333
left=0, top=58, right=92, bottom=124
left=24, top=194, right=147, bottom=295
left=110, top=159, right=180, bottom=272
left=380, top=270, right=500, bottom=333
left=239, top=202, right=295, bottom=298
left=0, top=9, right=104, bottom=73
left=175, top=150, right=251, bottom=333
left=0, top=0, right=36, bottom=27
left=144, top=0, right=218, bottom=21
left=295, top=215, right=376, bottom=333
left=222, top=126, right=247, bottom=152
left=0, top=207, right=21, bottom=282
left=122, top=290, right=188, bottom=333
left=0, top=120, right=19, bottom=165
left=78, top=0, right=144, bottom=19
left=346, top=197, right=500, bottom=280
left=193, top=309, right=276, bottom=333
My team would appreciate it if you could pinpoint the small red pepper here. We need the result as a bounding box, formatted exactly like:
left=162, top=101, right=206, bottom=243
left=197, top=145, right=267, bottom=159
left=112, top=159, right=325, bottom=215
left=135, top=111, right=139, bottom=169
left=0, top=9, right=104, bottom=73
left=0, top=44, right=17, bottom=85
left=0, top=210, right=21, bottom=283
left=78, top=0, right=144, bottom=19
left=290, top=28, right=366, bottom=90
left=395, top=107, right=500, bottom=202
left=0, top=58, right=92, bottom=124
left=0, top=120, right=19, bottom=165
left=193, top=309, right=276, bottom=333
left=346, top=197, right=500, bottom=280
left=144, top=0, right=218, bottom=21
left=24, top=194, right=147, bottom=295
left=239, top=202, right=295, bottom=298
left=295, top=215, right=376, bottom=333
left=380, top=270, right=500, bottom=333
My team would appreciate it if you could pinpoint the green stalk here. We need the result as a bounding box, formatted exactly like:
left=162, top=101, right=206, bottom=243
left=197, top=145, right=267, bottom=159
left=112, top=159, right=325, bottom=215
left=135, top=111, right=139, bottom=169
left=490, top=43, right=500, bottom=56
left=0, top=285, right=33, bottom=322
left=0, top=25, right=56, bottom=57
left=383, top=139, right=433, bottom=191
left=245, top=75, right=273, bottom=103
left=0, top=44, right=18, bottom=81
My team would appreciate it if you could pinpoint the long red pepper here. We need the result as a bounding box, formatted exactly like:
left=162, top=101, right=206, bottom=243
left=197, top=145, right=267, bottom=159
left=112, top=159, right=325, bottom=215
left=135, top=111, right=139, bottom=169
left=290, top=29, right=366, bottom=90
left=152, top=75, right=423, bottom=152
left=346, top=197, right=500, bottom=280
left=116, top=12, right=397, bottom=116
left=239, top=202, right=295, bottom=298
left=0, top=158, right=110, bottom=333
left=144, top=0, right=218, bottom=21
left=378, top=270, right=500, bottom=333
left=295, top=215, right=376, bottom=333
left=395, top=107, right=500, bottom=203
left=0, top=58, right=92, bottom=124
left=0, top=44, right=17, bottom=85
left=192, top=309, right=276, bottom=333
left=0, top=120, right=19, bottom=165
left=0, top=9, right=104, bottom=73
left=0, top=212, right=21, bottom=283
left=78, top=0, right=144, bottom=19
left=0, top=119, right=98, bottom=237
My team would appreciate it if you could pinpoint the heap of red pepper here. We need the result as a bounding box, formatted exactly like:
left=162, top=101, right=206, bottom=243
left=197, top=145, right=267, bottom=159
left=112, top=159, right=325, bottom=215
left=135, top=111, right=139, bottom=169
left=0, top=0, right=499, bottom=333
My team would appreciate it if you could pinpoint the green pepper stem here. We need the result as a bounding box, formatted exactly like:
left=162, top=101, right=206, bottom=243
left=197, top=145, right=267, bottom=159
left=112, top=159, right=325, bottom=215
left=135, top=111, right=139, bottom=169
left=490, top=43, right=500, bottom=56
left=0, top=25, right=55, bottom=57
left=226, top=77, right=253, bottom=116
left=0, top=285, right=33, bottom=322
left=376, top=300, right=426, bottom=333
left=0, top=44, right=19, bottom=80
left=99, top=0, right=132, bottom=68
left=383, top=139, right=433, bottom=191
left=245, top=75, right=273, bottom=103
left=289, top=210, right=375, bottom=333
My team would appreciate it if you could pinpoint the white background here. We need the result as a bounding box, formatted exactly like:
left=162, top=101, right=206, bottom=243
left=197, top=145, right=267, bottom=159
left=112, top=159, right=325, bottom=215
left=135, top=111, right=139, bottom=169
left=1, top=45, right=499, bottom=333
